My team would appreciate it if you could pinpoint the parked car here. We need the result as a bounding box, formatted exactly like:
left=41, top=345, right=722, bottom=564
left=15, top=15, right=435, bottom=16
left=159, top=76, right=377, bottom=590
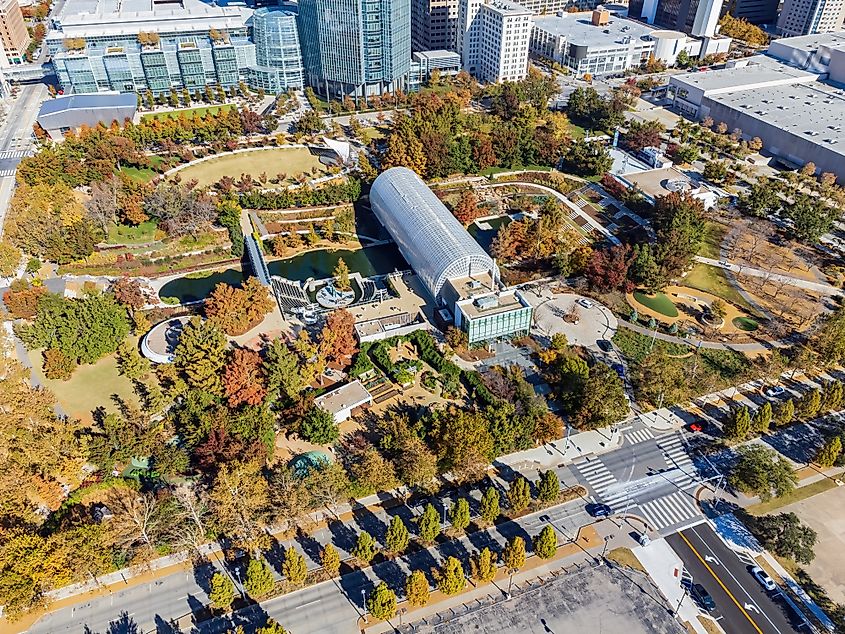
left=577, top=298, right=594, bottom=309
left=585, top=503, right=612, bottom=518
left=597, top=339, right=613, bottom=352
left=691, top=584, right=716, bottom=611
left=763, top=385, right=786, bottom=398
left=612, top=363, right=626, bottom=378
left=750, top=566, right=777, bottom=592
left=687, top=421, right=704, bottom=433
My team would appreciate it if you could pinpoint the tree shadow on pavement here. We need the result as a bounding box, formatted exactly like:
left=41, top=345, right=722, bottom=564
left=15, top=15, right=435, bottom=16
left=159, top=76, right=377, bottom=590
left=351, top=503, right=388, bottom=543
left=328, top=518, right=358, bottom=553
left=294, top=526, right=324, bottom=566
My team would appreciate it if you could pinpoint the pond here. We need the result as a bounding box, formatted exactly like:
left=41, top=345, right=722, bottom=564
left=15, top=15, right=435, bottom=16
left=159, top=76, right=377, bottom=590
left=468, top=215, right=512, bottom=254
left=158, top=244, right=408, bottom=303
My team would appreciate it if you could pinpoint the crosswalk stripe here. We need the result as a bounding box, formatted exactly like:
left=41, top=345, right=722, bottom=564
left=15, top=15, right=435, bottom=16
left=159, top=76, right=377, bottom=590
left=625, top=428, right=655, bottom=445
left=637, top=492, right=702, bottom=530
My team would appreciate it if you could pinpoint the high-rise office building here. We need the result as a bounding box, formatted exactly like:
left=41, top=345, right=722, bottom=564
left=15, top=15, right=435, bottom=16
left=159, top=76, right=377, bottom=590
left=458, top=0, right=532, bottom=82
left=249, top=8, right=304, bottom=93
left=629, top=0, right=723, bottom=36
left=724, top=0, right=779, bottom=25
left=0, top=0, right=31, bottom=65
left=298, top=0, right=412, bottom=98
left=777, top=0, right=845, bottom=35
left=412, top=0, right=459, bottom=51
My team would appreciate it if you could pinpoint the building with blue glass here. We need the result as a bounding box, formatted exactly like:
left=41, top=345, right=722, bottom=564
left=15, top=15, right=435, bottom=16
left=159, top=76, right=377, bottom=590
left=249, top=8, right=304, bottom=93
left=46, top=0, right=304, bottom=95
left=297, top=0, right=412, bottom=99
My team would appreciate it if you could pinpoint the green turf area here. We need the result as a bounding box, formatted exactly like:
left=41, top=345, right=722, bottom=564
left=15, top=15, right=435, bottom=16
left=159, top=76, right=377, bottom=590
left=699, top=221, right=727, bottom=259
left=359, top=127, right=385, bottom=142
left=569, top=123, right=588, bottom=140
left=141, top=104, right=234, bottom=121
left=632, top=290, right=679, bottom=317
left=177, top=147, right=329, bottom=188
left=27, top=343, right=150, bottom=424
left=106, top=221, right=159, bottom=245
left=733, top=316, right=759, bottom=331
left=611, top=328, right=689, bottom=364
left=119, top=156, right=165, bottom=183
left=683, top=263, right=755, bottom=312
left=746, top=478, right=836, bottom=515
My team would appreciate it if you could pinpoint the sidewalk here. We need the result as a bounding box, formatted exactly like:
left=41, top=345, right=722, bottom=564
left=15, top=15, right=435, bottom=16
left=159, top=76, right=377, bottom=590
left=496, top=425, right=623, bottom=470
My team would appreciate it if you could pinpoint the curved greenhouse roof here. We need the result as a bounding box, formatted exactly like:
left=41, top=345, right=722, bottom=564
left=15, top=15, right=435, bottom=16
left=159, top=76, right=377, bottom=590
left=370, top=167, right=497, bottom=303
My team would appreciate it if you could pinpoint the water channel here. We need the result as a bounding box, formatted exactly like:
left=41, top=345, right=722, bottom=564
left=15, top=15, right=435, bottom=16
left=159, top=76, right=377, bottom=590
left=158, top=244, right=408, bottom=303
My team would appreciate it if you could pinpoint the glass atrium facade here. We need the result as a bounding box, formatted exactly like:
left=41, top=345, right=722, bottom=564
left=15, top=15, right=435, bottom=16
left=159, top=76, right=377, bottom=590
left=249, top=8, right=304, bottom=93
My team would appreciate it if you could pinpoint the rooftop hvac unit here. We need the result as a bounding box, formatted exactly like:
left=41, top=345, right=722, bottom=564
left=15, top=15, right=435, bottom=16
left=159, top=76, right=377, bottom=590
left=474, top=295, right=499, bottom=310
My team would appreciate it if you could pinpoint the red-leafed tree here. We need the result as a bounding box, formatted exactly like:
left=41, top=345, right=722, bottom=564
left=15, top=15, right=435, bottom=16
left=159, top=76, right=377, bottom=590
left=111, top=277, right=145, bottom=311
left=2, top=280, right=46, bottom=319
left=452, top=189, right=481, bottom=226
left=223, top=348, right=267, bottom=407
left=585, top=245, right=633, bottom=292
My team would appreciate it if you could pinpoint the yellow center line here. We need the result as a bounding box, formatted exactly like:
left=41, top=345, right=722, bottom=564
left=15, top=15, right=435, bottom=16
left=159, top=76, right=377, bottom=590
left=679, top=531, right=764, bottom=634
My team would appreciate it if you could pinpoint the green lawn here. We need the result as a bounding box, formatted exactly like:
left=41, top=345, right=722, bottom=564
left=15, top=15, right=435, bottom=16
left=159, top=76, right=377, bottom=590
left=683, top=263, right=755, bottom=313
left=733, top=316, right=759, bottom=332
left=119, top=156, right=165, bottom=183
left=632, top=290, right=679, bottom=317
left=27, top=344, right=147, bottom=424
left=699, top=221, right=728, bottom=259
left=746, top=478, right=837, bottom=516
left=106, top=221, right=159, bottom=245
left=177, top=147, right=329, bottom=188
left=360, top=127, right=385, bottom=143
left=612, top=328, right=690, bottom=364
left=570, top=123, right=588, bottom=140
left=141, top=104, right=234, bottom=121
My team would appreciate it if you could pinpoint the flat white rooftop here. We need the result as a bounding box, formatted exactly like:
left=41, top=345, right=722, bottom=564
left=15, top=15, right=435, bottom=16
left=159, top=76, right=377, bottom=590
left=669, top=58, right=820, bottom=95
left=533, top=13, right=655, bottom=48
left=769, top=31, right=845, bottom=54
left=484, top=0, right=533, bottom=16
left=709, top=81, right=845, bottom=158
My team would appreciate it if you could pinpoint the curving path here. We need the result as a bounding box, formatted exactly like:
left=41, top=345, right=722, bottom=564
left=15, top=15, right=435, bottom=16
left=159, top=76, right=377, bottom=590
left=619, top=318, right=785, bottom=353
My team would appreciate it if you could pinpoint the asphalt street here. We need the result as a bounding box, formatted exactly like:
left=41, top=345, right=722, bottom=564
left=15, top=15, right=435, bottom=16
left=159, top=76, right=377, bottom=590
left=667, top=524, right=805, bottom=634
left=29, top=497, right=592, bottom=633
left=0, top=83, right=46, bottom=235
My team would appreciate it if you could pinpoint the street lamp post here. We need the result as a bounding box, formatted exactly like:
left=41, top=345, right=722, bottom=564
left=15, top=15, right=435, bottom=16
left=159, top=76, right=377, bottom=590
left=361, top=588, right=367, bottom=623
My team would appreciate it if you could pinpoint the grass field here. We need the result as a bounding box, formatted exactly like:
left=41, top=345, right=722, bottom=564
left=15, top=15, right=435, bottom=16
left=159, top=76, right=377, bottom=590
left=733, top=316, right=759, bottom=331
left=27, top=344, right=146, bottom=424
left=106, top=221, right=158, bottom=245
left=119, top=156, right=165, bottom=183
left=746, top=478, right=837, bottom=516
left=632, top=290, right=679, bottom=317
left=360, top=127, right=385, bottom=143
left=684, top=263, right=754, bottom=312
left=141, top=104, right=234, bottom=121
left=699, top=221, right=727, bottom=259
left=177, top=147, right=329, bottom=188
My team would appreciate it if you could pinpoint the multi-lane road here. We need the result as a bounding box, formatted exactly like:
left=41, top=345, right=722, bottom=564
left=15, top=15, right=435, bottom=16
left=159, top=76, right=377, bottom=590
left=668, top=524, right=807, bottom=634
left=0, top=83, right=46, bottom=234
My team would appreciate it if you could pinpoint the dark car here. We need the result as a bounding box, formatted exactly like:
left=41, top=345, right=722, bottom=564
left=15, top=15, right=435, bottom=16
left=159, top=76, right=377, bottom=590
left=691, top=584, right=716, bottom=611
left=586, top=503, right=612, bottom=518
left=597, top=339, right=613, bottom=352
left=611, top=363, right=626, bottom=378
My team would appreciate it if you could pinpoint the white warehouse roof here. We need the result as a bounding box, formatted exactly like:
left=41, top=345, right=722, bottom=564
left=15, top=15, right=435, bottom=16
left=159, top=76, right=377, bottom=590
left=369, top=167, right=498, bottom=304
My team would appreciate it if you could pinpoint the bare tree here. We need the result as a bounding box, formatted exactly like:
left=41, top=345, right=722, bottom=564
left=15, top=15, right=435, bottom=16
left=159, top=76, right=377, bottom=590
left=105, top=487, right=171, bottom=563
left=145, top=182, right=216, bottom=238
left=171, top=485, right=210, bottom=556
left=85, top=175, right=121, bottom=232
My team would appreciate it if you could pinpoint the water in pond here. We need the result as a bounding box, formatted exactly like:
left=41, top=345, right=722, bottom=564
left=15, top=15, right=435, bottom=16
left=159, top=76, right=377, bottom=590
left=468, top=215, right=512, bottom=254
left=158, top=245, right=408, bottom=303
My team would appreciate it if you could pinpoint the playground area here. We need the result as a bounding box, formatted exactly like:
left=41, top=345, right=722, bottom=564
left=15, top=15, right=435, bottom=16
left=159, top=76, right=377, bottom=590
left=176, top=147, right=330, bottom=188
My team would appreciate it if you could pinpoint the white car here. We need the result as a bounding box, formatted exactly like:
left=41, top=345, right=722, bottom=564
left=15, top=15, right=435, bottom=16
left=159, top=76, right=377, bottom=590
left=763, top=386, right=786, bottom=398
left=750, top=566, right=777, bottom=592
left=577, top=298, right=594, bottom=309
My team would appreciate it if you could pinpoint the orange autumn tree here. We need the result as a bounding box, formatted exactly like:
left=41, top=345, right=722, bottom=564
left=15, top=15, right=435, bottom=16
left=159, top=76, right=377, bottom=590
left=319, top=309, right=357, bottom=367
left=205, top=277, right=274, bottom=336
left=223, top=348, right=267, bottom=407
left=452, top=189, right=480, bottom=226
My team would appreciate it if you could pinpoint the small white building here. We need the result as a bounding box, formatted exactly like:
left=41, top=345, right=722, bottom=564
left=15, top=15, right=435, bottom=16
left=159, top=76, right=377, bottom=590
left=314, top=380, right=373, bottom=423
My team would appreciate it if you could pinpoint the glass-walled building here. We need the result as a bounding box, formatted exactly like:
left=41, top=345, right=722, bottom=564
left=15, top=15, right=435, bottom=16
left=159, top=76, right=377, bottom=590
left=47, top=0, right=255, bottom=95
left=297, top=0, right=412, bottom=98
left=249, top=8, right=304, bottom=93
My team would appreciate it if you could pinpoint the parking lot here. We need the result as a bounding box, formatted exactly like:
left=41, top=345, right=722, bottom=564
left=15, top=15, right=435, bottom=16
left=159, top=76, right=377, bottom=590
left=422, top=562, right=685, bottom=634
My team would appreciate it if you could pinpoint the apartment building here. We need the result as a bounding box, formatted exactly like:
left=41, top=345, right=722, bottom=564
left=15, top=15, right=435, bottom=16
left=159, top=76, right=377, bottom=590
left=777, top=0, right=845, bottom=36
left=459, top=0, right=532, bottom=81
left=0, top=0, right=31, bottom=65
